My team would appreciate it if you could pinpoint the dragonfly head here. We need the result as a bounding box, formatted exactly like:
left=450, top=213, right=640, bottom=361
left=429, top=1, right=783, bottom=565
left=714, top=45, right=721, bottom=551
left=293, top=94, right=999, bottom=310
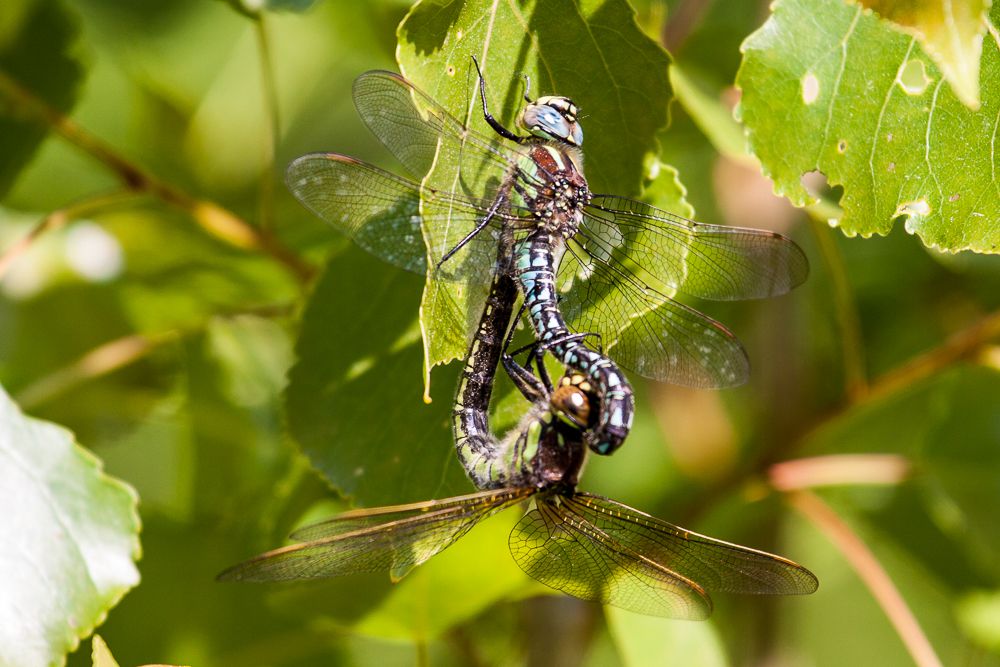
left=551, top=373, right=593, bottom=430
left=519, top=96, right=584, bottom=147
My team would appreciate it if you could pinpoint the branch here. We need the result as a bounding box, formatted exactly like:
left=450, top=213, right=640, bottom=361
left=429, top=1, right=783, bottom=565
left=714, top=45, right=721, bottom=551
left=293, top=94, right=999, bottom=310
left=787, top=491, right=943, bottom=667
left=0, top=69, right=315, bottom=284
left=0, top=190, right=137, bottom=279
left=809, top=220, right=868, bottom=401
left=864, top=308, right=1000, bottom=402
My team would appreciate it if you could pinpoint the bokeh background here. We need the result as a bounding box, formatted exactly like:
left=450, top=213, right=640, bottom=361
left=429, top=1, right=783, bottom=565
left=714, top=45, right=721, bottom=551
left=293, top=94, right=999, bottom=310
left=2, top=0, right=999, bottom=665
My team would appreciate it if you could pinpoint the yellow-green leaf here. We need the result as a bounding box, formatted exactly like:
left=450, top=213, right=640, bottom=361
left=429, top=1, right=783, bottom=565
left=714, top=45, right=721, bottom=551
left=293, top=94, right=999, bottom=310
left=850, top=0, right=992, bottom=109
left=738, top=0, right=1000, bottom=254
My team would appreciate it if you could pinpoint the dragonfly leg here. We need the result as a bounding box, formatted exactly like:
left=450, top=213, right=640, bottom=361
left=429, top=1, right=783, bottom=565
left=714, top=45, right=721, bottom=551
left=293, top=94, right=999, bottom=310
left=471, top=55, right=524, bottom=143
left=500, top=299, right=550, bottom=401
left=437, top=192, right=508, bottom=267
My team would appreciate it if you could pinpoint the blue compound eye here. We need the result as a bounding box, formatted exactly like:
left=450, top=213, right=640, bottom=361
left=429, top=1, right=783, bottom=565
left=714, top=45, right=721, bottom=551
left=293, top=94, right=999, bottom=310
left=519, top=97, right=583, bottom=146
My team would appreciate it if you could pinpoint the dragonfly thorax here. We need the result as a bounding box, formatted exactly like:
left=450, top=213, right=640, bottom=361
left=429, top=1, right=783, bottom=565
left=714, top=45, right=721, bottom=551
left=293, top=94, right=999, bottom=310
left=521, top=145, right=590, bottom=238
left=518, top=95, right=583, bottom=147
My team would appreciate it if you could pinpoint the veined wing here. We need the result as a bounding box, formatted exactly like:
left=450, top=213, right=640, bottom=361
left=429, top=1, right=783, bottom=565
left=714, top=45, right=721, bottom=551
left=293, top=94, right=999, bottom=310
left=565, top=494, right=819, bottom=596
left=509, top=494, right=714, bottom=619
left=353, top=71, right=547, bottom=272
left=353, top=70, right=538, bottom=191
left=286, top=153, right=530, bottom=281
left=584, top=195, right=809, bottom=301
left=557, top=241, right=750, bottom=387
left=218, top=488, right=532, bottom=583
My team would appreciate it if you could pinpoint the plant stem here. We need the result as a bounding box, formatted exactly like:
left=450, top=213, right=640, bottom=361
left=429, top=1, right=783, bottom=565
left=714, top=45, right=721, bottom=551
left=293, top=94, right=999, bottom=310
left=253, top=12, right=281, bottom=233
left=864, top=307, right=1000, bottom=402
left=809, top=219, right=867, bottom=401
left=0, top=69, right=314, bottom=284
left=0, top=189, right=137, bottom=279
left=787, top=490, right=943, bottom=667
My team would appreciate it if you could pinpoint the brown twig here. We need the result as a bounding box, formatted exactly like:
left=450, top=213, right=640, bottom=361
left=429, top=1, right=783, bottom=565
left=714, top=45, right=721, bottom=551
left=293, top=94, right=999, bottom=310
left=787, top=490, right=944, bottom=667
left=14, top=302, right=295, bottom=409
left=863, top=308, right=1000, bottom=403
left=0, top=190, right=137, bottom=279
left=769, top=454, right=910, bottom=490
left=0, top=69, right=314, bottom=284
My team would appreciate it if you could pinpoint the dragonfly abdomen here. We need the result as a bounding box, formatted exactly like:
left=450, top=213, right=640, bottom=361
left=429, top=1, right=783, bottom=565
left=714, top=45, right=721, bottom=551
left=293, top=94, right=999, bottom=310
left=515, top=233, right=635, bottom=455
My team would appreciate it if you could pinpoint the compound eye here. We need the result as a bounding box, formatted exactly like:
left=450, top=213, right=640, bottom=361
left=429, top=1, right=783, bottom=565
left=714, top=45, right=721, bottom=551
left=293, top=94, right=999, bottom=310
left=551, top=384, right=591, bottom=428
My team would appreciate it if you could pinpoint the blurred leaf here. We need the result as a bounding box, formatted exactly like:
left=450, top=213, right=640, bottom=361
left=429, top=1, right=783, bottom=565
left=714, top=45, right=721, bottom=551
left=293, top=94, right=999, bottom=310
left=0, top=0, right=84, bottom=198
left=800, top=365, right=1000, bottom=582
left=396, top=0, right=674, bottom=379
left=351, top=508, right=540, bottom=640
left=221, top=0, right=319, bottom=18
left=91, top=636, right=120, bottom=667
left=669, top=63, right=751, bottom=165
left=0, top=384, right=140, bottom=667
left=737, top=0, right=1000, bottom=253
left=850, top=0, right=991, bottom=109
left=285, top=248, right=470, bottom=506
left=605, top=605, right=729, bottom=667
left=956, top=589, right=1000, bottom=652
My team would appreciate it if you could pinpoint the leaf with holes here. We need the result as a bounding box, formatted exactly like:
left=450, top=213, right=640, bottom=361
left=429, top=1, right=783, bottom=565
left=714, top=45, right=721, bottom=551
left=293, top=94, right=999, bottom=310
left=851, top=0, right=991, bottom=109
left=396, top=0, right=673, bottom=384
left=737, top=0, right=1000, bottom=254
left=0, top=384, right=141, bottom=667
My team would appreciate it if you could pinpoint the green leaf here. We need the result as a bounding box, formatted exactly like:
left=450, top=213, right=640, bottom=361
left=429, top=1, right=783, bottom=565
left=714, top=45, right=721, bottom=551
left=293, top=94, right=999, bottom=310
left=0, top=384, right=140, bottom=667
left=737, top=0, right=1000, bottom=254
left=396, top=0, right=673, bottom=381
left=850, top=0, right=991, bottom=109
left=91, top=636, right=120, bottom=667
left=285, top=248, right=471, bottom=506
left=605, top=605, right=729, bottom=667
left=955, top=589, right=1000, bottom=651
left=0, top=0, right=84, bottom=198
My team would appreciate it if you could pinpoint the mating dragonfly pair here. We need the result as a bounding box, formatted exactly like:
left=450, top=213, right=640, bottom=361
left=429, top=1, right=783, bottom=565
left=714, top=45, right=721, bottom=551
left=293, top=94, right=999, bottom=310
left=219, top=60, right=817, bottom=617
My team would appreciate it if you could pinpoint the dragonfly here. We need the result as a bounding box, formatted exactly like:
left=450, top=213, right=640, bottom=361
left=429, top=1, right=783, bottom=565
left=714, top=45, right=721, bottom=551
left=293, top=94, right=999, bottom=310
left=287, top=61, right=808, bottom=452
left=219, top=356, right=818, bottom=619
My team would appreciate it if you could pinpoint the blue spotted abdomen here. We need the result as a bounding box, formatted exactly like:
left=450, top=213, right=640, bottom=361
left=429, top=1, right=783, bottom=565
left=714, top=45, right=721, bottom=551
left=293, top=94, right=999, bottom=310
left=514, top=233, right=634, bottom=454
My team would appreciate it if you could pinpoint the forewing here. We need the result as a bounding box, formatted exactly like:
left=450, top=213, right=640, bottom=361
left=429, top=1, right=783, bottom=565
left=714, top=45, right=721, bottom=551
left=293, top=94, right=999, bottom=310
left=557, top=241, right=750, bottom=387
left=509, top=497, right=714, bottom=619
left=352, top=70, right=524, bottom=184
left=219, top=489, right=530, bottom=583
left=286, top=153, right=522, bottom=282
left=567, top=494, right=819, bottom=595
left=585, top=195, right=809, bottom=300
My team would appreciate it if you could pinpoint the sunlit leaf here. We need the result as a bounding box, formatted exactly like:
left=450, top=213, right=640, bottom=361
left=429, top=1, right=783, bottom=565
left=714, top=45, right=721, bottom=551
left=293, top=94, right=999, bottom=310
left=850, top=0, right=991, bottom=109
left=955, top=589, right=1000, bottom=651
left=396, top=0, right=673, bottom=381
left=605, top=605, right=729, bottom=667
left=0, top=384, right=140, bottom=667
left=737, top=0, right=1000, bottom=253
left=0, top=0, right=84, bottom=198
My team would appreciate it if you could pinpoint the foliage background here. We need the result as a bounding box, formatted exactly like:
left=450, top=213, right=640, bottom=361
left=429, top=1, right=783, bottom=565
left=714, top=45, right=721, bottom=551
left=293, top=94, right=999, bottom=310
left=1, top=0, right=999, bottom=665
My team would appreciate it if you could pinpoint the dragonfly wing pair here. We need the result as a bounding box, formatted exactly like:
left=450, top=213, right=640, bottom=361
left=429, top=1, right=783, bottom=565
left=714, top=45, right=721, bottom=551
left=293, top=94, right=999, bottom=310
left=510, top=492, right=818, bottom=619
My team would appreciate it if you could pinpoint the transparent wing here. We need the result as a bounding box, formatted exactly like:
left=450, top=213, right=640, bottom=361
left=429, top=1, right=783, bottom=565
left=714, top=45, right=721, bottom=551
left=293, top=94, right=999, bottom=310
left=218, top=489, right=531, bottom=583
left=286, top=153, right=529, bottom=281
left=584, top=195, right=809, bottom=300
left=509, top=495, right=714, bottom=619
left=352, top=70, right=528, bottom=184
left=557, top=240, right=750, bottom=387
left=565, top=494, right=819, bottom=596
left=353, top=71, right=542, bottom=274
